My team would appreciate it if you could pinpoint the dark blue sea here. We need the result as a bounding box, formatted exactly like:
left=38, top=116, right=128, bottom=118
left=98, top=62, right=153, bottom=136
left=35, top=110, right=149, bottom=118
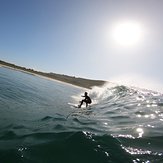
left=0, top=67, right=163, bottom=163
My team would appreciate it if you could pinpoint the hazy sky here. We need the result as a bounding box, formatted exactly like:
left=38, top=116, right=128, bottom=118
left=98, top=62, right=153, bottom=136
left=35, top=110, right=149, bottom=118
left=1, top=0, right=163, bottom=89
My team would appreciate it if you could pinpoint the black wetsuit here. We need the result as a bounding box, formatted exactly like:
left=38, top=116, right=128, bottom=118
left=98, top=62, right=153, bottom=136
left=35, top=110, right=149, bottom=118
left=79, top=95, right=92, bottom=108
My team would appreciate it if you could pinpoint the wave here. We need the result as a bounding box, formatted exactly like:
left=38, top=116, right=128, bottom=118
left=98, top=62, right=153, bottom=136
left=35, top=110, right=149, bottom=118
left=1, top=68, right=163, bottom=163
left=0, top=131, right=162, bottom=163
left=40, top=115, right=66, bottom=122
left=90, top=83, right=161, bottom=100
left=87, top=83, right=163, bottom=109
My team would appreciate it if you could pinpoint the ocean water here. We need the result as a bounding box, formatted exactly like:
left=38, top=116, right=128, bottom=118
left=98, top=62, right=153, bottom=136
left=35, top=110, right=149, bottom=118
left=0, top=67, right=163, bottom=163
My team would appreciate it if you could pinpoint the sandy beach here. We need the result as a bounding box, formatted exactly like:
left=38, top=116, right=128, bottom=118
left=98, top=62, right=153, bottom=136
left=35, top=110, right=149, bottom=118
left=0, top=61, right=106, bottom=89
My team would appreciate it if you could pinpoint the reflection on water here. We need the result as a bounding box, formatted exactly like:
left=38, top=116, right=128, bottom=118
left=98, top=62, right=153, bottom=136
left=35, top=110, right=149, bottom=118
left=136, top=128, right=144, bottom=138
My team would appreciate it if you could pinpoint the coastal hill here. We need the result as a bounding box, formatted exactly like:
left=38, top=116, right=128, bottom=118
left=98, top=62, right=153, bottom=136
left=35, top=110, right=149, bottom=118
left=0, top=60, right=106, bottom=89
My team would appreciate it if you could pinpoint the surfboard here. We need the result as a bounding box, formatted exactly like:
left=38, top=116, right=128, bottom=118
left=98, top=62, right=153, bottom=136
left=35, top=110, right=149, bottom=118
left=68, top=103, right=92, bottom=109
left=68, top=103, right=79, bottom=108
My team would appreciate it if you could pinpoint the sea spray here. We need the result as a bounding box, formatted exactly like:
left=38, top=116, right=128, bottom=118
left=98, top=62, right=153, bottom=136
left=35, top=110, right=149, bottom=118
left=110, top=74, right=163, bottom=93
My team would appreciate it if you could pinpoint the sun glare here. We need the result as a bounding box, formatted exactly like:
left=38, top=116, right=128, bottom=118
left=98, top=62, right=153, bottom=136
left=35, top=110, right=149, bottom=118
left=111, top=21, right=143, bottom=47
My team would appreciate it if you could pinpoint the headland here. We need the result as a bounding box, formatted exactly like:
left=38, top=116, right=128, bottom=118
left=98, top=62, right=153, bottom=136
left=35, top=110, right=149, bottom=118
left=0, top=60, right=106, bottom=89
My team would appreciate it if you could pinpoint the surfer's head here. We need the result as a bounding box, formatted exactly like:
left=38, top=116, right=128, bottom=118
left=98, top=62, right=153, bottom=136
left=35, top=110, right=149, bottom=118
left=84, top=92, right=88, bottom=96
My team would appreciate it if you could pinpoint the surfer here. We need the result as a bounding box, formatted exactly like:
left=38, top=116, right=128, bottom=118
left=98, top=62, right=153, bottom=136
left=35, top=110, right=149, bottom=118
left=78, top=92, right=92, bottom=108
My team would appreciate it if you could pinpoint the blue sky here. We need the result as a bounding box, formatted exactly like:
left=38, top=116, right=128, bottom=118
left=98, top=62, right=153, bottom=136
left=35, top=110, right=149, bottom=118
left=0, top=0, right=163, bottom=89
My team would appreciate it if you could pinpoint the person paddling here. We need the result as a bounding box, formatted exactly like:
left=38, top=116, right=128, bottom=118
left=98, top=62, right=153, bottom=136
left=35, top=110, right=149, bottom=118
left=78, top=92, right=92, bottom=108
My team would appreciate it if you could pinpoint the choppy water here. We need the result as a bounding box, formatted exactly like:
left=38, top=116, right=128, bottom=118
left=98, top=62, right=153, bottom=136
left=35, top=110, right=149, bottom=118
left=0, top=67, right=163, bottom=163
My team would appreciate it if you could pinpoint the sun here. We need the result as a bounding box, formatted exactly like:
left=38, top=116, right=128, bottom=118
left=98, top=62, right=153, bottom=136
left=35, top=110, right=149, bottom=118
left=111, top=20, right=143, bottom=47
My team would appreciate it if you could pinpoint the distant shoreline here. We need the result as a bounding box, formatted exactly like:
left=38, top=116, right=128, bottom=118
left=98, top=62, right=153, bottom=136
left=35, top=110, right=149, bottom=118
left=0, top=60, right=106, bottom=89
left=0, top=63, right=85, bottom=89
